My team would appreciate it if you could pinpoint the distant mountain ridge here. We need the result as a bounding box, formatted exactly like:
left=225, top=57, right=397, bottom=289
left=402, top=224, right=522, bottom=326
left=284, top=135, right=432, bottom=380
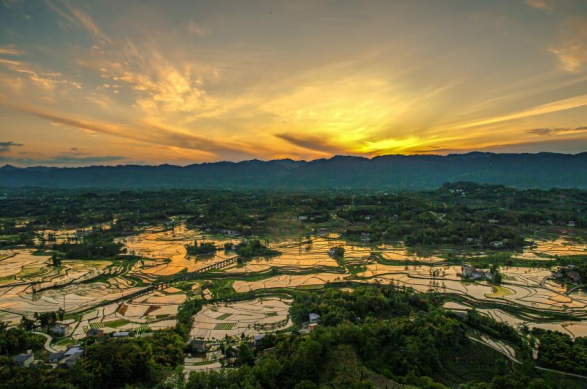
left=1, top=152, right=586, bottom=189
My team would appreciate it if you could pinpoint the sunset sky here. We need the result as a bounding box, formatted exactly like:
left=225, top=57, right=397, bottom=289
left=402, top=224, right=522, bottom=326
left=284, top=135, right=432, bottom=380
left=1, top=0, right=587, bottom=166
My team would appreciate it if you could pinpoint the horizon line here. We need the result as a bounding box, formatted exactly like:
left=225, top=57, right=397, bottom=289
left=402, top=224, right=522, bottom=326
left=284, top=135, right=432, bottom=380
left=1, top=150, right=586, bottom=169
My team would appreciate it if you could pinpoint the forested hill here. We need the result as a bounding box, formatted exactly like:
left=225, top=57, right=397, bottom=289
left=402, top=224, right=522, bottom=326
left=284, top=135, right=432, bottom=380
left=1, top=152, right=586, bottom=189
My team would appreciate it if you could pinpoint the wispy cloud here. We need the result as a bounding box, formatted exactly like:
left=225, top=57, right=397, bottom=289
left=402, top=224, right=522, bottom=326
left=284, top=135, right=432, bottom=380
left=526, top=0, right=552, bottom=11
left=0, top=153, right=129, bottom=166
left=274, top=133, right=346, bottom=155
left=76, top=40, right=219, bottom=124
left=0, top=57, right=81, bottom=92
left=2, top=102, right=262, bottom=160
left=187, top=21, right=208, bottom=37
left=449, top=93, right=587, bottom=130
left=0, top=45, right=22, bottom=55
left=0, top=141, right=23, bottom=153
left=42, top=0, right=111, bottom=43
left=548, top=13, right=587, bottom=73
left=527, top=125, right=587, bottom=136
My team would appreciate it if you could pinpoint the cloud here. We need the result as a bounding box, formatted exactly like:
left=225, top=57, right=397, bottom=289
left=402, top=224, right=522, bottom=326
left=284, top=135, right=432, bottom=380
left=275, top=133, right=346, bottom=154
left=0, top=141, right=23, bottom=153
left=526, top=0, right=552, bottom=11
left=0, top=143, right=128, bottom=166
left=45, top=154, right=128, bottom=164
left=0, top=153, right=129, bottom=166
left=42, top=0, right=111, bottom=43
left=550, top=17, right=587, bottom=73
left=187, top=21, right=208, bottom=37
left=0, top=45, right=22, bottom=55
left=527, top=125, right=587, bottom=136
left=76, top=40, right=219, bottom=124
left=2, top=102, right=262, bottom=160
left=449, top=93, right=587, bottom=130
left=0, top=57, right=81, bottom=92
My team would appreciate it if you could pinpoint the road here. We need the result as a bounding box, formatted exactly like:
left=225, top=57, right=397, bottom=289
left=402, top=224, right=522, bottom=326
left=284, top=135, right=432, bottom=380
left=32, top=331, right=60, bottom=353
left=470, top=335, right=587, bottom=380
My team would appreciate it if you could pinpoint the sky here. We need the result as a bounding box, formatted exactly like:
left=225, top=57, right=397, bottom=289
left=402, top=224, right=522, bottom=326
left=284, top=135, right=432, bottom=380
left=1, top=0, right=587, bottom=167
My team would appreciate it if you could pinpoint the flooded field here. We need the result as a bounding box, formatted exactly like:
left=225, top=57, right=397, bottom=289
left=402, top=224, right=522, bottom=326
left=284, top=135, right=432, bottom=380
left=3, top=224, right=587, bottom=343
left=191, top=297, right=291, bottom=340
left=119, top=225, right=237, bottom=277
left=528, top=237, right=587, bottom=257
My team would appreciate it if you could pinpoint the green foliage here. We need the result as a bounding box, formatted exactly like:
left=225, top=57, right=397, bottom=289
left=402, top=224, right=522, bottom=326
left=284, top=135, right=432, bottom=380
left=51, top=253, right=62, bottom=267
left=236, top=343, right=255, bottom=367
left=290, top=285, right=428, bottom=326
left=464, top=309, right=524, bottom=348
left=51, top=229, right=124, bottom=259
left=330, top=246, right=345, bottom=258
left=532, top=328, right=587, bottom=375
left=236, top=240, right=280, bottom=260
left=0, top=321, right=44, bottom=357
left=176, top=298, right=203, bottom=340
left=186, top=240, right=217, bottom=255
left=0, top=330, right=184, bottom=389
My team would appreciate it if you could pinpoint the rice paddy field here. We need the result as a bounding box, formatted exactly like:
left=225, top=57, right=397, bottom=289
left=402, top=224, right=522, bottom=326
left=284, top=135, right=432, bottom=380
left=3, top=224, right=587, bottom=342
left=190, top=297, right=292, bottom=340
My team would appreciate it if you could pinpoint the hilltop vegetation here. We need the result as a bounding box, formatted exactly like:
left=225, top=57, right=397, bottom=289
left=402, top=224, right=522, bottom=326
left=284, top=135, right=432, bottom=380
left=2, top=152, right=587, bottom=189
left=2, top=183, right=585, bottom=252
left=185, top=285, right=582, bottom=389
left=3, top=285, right=584, bottom=389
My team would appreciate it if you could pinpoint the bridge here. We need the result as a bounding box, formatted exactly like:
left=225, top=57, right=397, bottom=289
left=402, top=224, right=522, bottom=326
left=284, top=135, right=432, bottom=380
left=96, top=256, right=238, bottom=307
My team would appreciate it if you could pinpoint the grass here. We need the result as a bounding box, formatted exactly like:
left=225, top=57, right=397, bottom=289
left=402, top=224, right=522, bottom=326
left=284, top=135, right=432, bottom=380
left=213, top=323, right=236, bottom=330
left=104, top=319, right=130, bottom=328
left=485, top=285, right=514, bottom=298
left=136, top=324, right=150, bottom=334
left=207, top=279, right=235, bottom=299
left=433, top=341, right=507, bottom=386
left=54, top=337, right=75, bottom=347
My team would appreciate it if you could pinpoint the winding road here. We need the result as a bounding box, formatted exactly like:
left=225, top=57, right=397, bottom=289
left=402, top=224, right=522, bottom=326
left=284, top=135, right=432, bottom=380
left=32, top=331, right=61, bottom=353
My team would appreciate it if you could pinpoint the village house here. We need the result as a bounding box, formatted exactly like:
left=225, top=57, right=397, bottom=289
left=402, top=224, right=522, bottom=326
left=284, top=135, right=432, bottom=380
left=253, top=334, right=265, bottom=348
left=461, top=264, right=490, bottom=281
left=113, top=331, right=130, bottom=338
left=49, top=351, right=65, bottom=363
left=86, top=328, right=104, bottom=338
left=51, top=322, right=71, bottom=337
left=12, top=353, right=34, bottom=367
left=553, top=266, right=582, bottom=284
left=360, top=232, right=371, bottom=243
left=309, top=313, right=321, bottom=324
left=189, top=339, right=207, bottom=353
left=490, top=240, right=506, bottom=248
left=61, top=353, right=82, bottom=368
left=58, top=347, right=83, bottom=368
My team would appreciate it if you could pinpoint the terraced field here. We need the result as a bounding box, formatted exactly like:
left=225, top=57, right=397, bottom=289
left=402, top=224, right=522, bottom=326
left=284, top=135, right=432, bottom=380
left=3, top=224, right=587, bottom=343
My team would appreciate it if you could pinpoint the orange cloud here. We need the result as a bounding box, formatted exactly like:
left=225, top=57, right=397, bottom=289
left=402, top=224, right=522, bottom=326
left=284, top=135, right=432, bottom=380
left=526, top=0, right=552, bottom=11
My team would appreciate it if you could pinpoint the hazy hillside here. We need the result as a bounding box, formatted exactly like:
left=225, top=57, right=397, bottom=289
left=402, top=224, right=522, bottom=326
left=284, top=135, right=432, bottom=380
left=1, top=152, right=586, bottom=189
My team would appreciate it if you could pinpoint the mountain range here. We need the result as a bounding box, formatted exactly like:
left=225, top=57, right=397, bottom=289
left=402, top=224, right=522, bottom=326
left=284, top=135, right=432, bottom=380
left=1, top=152, right=586, bottom=189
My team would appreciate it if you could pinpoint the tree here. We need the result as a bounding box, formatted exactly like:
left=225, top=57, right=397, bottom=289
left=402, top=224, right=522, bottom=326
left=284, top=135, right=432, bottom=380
left=237, top=343, right=255, bottom=366
left=19, top=316, right=35, bottom=331
left=51, top=253, right=62, bottom=267
left=528, top=379, right=551, bottom=389
left=294, top=381, right=319, bottom=389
